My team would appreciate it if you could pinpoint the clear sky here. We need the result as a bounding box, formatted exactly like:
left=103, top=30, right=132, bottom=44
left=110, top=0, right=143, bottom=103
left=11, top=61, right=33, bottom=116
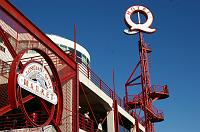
left=10, top=0, right=200, bottom=132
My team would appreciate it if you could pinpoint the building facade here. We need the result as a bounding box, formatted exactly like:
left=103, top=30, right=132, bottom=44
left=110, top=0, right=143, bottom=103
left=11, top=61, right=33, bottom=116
left=0, top=1, right=148, bottom=132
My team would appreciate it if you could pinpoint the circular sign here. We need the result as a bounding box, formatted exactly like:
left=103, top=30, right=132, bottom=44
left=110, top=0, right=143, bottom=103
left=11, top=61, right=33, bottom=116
left=8, top=48, right=63, bottom=128
left=124, top=5, right=156, bottom=34
left=17, top=61, right=58, bottom=105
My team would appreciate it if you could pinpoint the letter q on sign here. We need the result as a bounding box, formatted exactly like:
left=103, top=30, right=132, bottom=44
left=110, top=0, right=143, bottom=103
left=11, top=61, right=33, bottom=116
left=124, top=5, right=156, bottom=34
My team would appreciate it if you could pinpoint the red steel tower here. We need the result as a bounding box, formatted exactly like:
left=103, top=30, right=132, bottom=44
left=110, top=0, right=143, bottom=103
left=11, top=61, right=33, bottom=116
left=124, top=5, right=169, bottom=132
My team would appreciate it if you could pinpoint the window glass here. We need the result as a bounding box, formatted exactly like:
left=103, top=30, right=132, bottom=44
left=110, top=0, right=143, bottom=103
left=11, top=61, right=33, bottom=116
left=82, top=54, right=87, bottom=66
left=0, top=38, right=2, bottom=43
left=28, top=50, right=36, bottom=54
left=59, top=44, right=68, bottom=52
left=87, top=58, right=90, bottom=66
left=68, top=47, right=74, bottom=52
left=76, top=51, right=82, bottom=58
left=0, top=45, right=5, bottom=52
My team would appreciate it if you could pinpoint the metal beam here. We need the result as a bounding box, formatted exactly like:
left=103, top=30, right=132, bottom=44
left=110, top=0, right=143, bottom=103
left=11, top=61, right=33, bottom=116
left=0, top=0, right=76, bottom=70
left=0, top=95, right=34, bottom=116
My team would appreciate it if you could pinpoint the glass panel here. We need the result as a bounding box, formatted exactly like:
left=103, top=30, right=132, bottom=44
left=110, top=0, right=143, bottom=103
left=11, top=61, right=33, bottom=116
left=59, top=44, right=68, bottom=52
left=76, top=51, right=82, bottom=58
left=81, top=54, right=87, bottom=66
left=0, top=45, right=5, bottom=52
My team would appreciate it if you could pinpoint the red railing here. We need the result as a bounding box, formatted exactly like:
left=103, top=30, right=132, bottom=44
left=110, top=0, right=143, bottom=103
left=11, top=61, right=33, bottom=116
left=0, top=112, right=48, bottom=131
left=0, top=53, right=65, bottom=78
left=79, top=64, right=126, bottom=109
left=15, top=53, right=63, bottom=67
left=116, top=94, right=124, bottom=108
left=79, top=64, right=113, bottom=98
left=0, top=50, right=127, bottom=109
left=140, top=116, right=146, bottom=126
left=0, top=46, right=131, bottom=123
left=127, top=92, right=143, bottom=104
left=0, top=84, right=8, bottom=108
left=0, top=59, right=10, bottom=76
left=146, top=104, right=164, bottom=120
left=0, top=111, right=95, bottom=131
left=132, top=104, right=164, bottom=125
left=0, top=112, right=25, bottom=130
left=151, top=85, right=169, bottom=94
left=79, top=113, right=94, bottom=132
left=131, top=110, right=144, bottom=126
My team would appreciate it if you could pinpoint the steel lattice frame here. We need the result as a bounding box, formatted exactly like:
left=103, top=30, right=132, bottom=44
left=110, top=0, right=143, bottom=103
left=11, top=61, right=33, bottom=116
left=8, top=48, right=62, bottom=127
left=124, top=5, right=169, bottom=132
left=0, top=1, right=79, bottom=131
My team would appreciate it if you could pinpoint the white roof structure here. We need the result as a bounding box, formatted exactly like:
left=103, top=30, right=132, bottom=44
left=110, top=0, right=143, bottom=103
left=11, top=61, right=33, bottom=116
left=47, top=34, right=91, bottom=62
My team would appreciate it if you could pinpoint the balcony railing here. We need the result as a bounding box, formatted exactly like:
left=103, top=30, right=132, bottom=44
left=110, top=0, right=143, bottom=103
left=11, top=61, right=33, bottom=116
left=79, top=113, right=94, bottom=132
left=0, top=111, right=95, bottom=131
left=0, top=45, right=128, bottom=117
left=127, top=92, right=143, bottom=103
left=79, top=64, right=125, bottom=109
left=0, top=111, right=49, bottom=130
left=146, top=104, right=164, bottom=121
left=0, top=59, right=10, bottom=76
left=151, top=85, right=169, bottom=94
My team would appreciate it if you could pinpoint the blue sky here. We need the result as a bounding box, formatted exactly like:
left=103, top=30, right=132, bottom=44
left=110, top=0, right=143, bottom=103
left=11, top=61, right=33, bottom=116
left=10, top=0, right=200, bottom=131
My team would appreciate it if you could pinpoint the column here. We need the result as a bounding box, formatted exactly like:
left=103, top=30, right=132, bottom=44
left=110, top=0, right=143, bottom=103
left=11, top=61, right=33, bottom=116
left=107, top=110, right=115, bottom=132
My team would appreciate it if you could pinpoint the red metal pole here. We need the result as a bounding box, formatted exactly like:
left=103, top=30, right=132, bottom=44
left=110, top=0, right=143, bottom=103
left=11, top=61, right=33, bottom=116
left=139, top=31, right=150, bottom=132
left=112, top=70, right=116, bottom=99
left=0, top=0, right=76, bottom=70
left=112, top=70, right=119, bottom=132
left=72, top=64, right=79, bottom=132
left=16, top=31, right=18, bottom=51
left=124, top=6, right=169, bottom=132
left=114, top=99, right=119, bottom=132
left=74, top=24, right=77, bottom=62
left=135, top=118, right=139, bottom=132
left=0, top=26, right=17, bottom=58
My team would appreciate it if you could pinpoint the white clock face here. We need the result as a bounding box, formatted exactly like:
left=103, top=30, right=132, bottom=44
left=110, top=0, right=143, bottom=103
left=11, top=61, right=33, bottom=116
left=124, top=5, right=156, bottom=34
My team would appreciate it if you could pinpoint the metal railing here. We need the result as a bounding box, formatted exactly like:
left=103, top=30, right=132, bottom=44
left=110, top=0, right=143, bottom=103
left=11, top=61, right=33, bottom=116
left=79, top=113, right=94, bottom=132
left=116, top=94, right=124, bottom=109
left=0, top=83, right=8, bottom=108
left=146, top=104, right=164, bottom=120
left=1, top=51, right=126, bottom=110
left=127, top=93, right=143, bottom=103
left=0, top=112, right=48, bottom=131
left=151, top=85, right=169, bottom=94
left=0, top=53, right=63, bottom=72
left=0, top=109, right=95, bottom=131
left=79, top=64, right=125, bottom=109
left=1, top=53, right=166, bottom=124
left=0, top=59, right=10, bottom=75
